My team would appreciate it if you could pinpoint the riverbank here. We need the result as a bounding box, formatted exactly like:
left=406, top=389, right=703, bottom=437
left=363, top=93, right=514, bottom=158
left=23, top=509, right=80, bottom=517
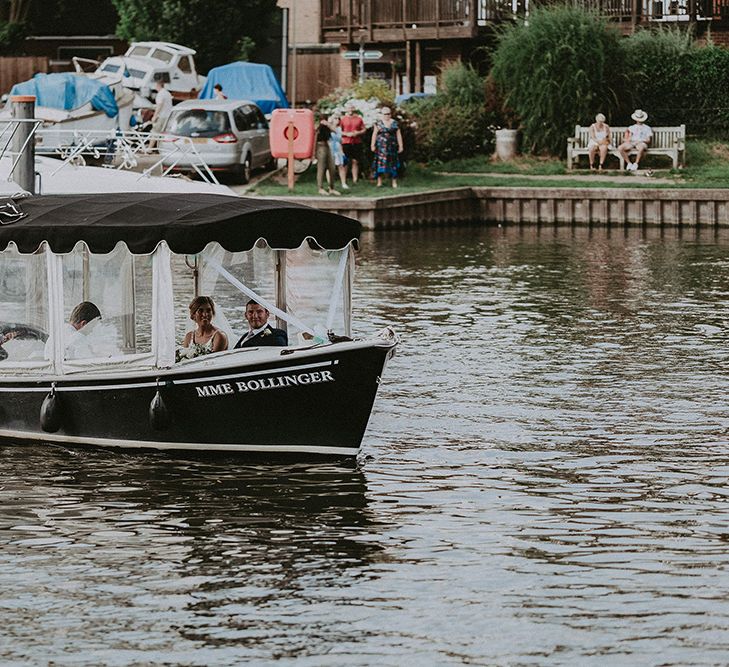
left=244, top=140, right=729, bottom=228
left=260, top=186, right=729, bottom=229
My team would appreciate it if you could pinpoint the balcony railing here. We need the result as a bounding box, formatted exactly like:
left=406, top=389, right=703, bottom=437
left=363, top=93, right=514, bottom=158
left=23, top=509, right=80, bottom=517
left=322, top=0, right=715, bottom=38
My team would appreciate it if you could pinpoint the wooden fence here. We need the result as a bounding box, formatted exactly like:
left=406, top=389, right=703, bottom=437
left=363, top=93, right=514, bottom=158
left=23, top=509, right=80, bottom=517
left=0, top=57, right=49, bottom=96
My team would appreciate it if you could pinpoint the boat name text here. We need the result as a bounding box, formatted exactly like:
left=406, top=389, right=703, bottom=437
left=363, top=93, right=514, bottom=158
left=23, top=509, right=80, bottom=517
left=195, top=370, right=335, bottom=398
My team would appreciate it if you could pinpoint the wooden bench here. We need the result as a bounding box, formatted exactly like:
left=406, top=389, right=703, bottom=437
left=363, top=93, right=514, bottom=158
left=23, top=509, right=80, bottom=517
left=566, top=124, right=686, bottom=170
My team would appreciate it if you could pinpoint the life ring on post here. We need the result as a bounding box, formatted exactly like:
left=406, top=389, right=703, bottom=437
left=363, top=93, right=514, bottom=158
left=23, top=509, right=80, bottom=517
left=269, top=109, right=315, bottom=159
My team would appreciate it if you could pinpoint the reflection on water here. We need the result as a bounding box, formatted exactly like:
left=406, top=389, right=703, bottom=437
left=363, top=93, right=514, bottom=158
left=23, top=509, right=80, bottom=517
left=4, top=225, right=729, bottom=664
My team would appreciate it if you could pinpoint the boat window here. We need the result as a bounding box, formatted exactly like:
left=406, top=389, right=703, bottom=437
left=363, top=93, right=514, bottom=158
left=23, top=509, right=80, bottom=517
left=285, top=244, right=349, bottom=341
left=167, top=109, right=231, bottom=137
left=178, top=56, right=192, bottom=73
left=151, top=48, right=174, bottom=64
left=178, top=242, right=277, bottom=348
left=0, top=244, right=51, bottom=371
left=126, top=68, right=148, bottom=80
left=60, top=243, right=153, bottom=367
left=101, top=63, right=121, bottom=74
left=127, top=46, right=151, bottom=58
left=191, top=242, right=350, bottom=347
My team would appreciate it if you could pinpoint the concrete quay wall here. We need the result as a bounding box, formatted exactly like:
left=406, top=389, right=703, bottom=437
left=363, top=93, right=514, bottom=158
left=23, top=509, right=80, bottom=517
left=269, top=187, right=729, bottom=229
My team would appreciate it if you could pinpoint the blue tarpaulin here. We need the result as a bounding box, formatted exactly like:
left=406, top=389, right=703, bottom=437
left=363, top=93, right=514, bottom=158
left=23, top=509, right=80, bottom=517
left=9, top=73, right=119, bottom=118
left=199, top=62, right=288, bottom=114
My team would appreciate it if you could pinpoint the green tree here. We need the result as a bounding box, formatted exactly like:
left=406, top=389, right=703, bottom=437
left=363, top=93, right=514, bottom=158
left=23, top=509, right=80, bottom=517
left=111, top=0, right=278, bottom=73
left=491, top=6, right=628, bottom=155
left=0, top=0, right=32, bottom=54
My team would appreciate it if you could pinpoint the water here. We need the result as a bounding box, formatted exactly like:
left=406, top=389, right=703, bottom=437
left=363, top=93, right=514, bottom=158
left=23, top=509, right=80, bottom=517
left=3, top=224, right=729, bottom=665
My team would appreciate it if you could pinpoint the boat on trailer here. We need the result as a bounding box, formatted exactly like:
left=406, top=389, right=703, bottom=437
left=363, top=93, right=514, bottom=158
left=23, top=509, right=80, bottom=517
left=0, top=193, right=397, bottom=456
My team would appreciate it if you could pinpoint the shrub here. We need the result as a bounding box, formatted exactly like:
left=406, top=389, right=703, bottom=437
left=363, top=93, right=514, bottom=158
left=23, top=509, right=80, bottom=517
left=406, top=61, right=489, bottom=162
left=491, top=5, right=628, bottom=155
left=625, top=28, right=729, bottom=136
left=440, top=60, right=485, bottom=106
left=408, top=97, right=486, bottom=162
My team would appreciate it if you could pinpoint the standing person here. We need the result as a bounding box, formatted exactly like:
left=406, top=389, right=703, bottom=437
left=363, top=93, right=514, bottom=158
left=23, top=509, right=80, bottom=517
left=178, top=296, right=228, bottom=361
left=340, top=102, right=366, bottom=185
left=370, top=107, right=404, bottom=188
left=619, top=109, right=652, bottom=171
left=328, top=114, right=348, bottom=190
left=213, top=83, right=227, bottom=100
left=315, top=116, right=340, bottom=196
left=148, top=77, right=173, bottom=150
left=587, top=113, right=612, bottom=171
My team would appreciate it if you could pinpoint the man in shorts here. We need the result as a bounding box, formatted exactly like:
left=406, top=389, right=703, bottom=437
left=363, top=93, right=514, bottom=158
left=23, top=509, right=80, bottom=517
left=340, top=102, right=366, bottom=185
left=619, top=109, right=652, bottom=172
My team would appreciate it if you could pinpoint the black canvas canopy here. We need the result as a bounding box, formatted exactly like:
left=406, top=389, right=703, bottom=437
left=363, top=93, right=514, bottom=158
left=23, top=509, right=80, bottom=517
left=0, top=193, right=361, bottom=254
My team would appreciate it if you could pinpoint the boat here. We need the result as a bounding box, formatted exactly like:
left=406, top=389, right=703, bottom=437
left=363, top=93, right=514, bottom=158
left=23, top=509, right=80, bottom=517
left=0, top=153, right=235, bottom=197
left=199, top=62, right=289, bottom=114
left=79, top=42, right=206, bottom=104
left=0, top=72, right=134, bottom=153
left=0, top=192, right=397, bottom=456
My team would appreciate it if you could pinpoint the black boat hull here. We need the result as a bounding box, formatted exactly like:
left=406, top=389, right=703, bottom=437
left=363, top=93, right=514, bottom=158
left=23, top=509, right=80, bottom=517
left=0, top=340, right=396, bottom=456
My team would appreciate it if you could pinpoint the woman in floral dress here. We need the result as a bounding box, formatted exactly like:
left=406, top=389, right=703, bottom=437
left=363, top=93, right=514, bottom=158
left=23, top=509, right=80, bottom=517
left=370, top=107, right=404, bottom=188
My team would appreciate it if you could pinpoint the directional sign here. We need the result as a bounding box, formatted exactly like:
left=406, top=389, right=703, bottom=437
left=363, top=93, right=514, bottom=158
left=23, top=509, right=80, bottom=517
left=343, top=50, right=383, bottom=60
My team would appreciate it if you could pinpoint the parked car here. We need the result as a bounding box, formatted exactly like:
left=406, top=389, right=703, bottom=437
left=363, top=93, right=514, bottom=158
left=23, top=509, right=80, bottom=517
left=158, top=99, right=274, bottom=183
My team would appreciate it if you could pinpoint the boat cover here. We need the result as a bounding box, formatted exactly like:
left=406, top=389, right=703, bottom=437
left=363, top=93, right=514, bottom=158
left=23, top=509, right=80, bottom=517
left=198, top=62, right=288, bottom=114
left=9, top=73, right=119, bottom=118
left=0, top=193, right=360, bottom=254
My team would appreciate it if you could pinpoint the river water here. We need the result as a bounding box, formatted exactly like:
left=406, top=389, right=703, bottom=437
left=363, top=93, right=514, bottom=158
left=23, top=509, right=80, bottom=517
left=2, top=225, right=729, bottom=665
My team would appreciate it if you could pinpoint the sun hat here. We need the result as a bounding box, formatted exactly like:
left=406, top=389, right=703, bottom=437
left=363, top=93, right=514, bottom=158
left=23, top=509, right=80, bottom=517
left=595, top=113, right=606, bottom=122
left=631, top=109, right=648, bottom=122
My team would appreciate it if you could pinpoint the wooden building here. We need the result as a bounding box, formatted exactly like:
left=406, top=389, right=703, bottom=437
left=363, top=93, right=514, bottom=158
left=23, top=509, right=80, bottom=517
left=277, top=0, right=723, bottom=105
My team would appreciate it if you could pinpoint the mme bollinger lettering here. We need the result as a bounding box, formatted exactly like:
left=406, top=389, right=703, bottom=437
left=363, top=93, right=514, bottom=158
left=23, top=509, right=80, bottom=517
left=195, top=370, right=335, bottom=398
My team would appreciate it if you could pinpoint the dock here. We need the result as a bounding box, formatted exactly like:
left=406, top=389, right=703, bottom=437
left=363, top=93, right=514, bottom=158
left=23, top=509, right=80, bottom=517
left=264, top=187, right=729, bottom=229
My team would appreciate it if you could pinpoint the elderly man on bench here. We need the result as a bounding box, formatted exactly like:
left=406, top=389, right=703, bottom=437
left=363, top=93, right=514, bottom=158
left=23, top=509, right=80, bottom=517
left=619, top=109, right=652, bottom=172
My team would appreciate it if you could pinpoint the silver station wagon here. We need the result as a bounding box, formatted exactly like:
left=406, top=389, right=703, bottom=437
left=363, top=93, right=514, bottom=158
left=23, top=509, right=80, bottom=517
left=159, top=99, right=273, bottom=183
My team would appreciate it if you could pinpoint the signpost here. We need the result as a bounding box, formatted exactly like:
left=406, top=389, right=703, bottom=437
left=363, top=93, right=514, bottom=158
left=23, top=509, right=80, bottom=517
left=342, top=46, right=383, bottom=84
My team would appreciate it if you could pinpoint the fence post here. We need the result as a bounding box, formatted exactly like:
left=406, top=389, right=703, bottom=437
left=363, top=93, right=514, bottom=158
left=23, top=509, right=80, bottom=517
left=11, top=95, right=36, bottom=194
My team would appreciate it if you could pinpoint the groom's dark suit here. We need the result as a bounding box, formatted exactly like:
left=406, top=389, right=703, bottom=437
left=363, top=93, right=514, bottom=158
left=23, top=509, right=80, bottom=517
left=234, top=324, right=288, bottom=349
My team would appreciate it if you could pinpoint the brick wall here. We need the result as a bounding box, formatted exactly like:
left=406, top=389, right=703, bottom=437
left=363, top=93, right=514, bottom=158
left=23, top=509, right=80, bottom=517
left=277, top=0, right=321, bottom=44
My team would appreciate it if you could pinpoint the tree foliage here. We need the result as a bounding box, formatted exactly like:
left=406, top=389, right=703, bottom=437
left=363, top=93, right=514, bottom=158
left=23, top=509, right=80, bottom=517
left=407, top=61, right=487, bottom=162
left=624, top=27, right=729, bottom=135
left=110, top=0, right=278, bottom=73
left=491, top=6, right=627, bottom=155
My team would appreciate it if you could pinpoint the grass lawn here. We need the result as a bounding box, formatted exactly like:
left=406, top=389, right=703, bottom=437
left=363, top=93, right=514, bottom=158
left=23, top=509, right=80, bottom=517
left=248, top=140, right=729, bottom=197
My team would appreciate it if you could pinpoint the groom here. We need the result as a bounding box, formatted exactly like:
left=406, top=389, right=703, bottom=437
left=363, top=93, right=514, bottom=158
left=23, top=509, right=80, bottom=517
left=234, top=300, right=288, bottom=348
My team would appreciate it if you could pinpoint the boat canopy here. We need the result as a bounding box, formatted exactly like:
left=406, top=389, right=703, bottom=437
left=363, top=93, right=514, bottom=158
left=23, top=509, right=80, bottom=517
left=0, top=193, right=359, bottom=375
left=9, top=73, right=119, bottom=118
left=0, top=193, right=360, bottom=254
left=199, top=62, right=289, bottom=114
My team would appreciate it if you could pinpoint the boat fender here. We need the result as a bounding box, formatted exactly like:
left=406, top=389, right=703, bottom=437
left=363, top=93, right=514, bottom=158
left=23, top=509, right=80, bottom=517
left=149, top=382, right=170, bottom=431
left=40, top=383, right=62, bottom=433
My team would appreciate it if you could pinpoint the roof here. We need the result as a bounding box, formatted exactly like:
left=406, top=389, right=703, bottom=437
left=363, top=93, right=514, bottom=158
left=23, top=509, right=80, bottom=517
left=199, top=62, right=289, bottom=114
left=173, top=99, right=257, bottom=112
left=127, top=42, right=196, bottom=56
left=0, top=193, right=360, bottom=254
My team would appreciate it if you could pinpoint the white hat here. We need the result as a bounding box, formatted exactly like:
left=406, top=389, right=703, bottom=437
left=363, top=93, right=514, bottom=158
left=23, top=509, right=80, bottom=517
left=631, top=109, right=648, bottom=122
left=595, top=113, right=606, bottom=122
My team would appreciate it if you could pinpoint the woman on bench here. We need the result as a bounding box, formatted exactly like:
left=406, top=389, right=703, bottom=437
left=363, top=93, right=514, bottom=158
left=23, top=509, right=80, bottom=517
left=588, top=113, right=612, bottom=171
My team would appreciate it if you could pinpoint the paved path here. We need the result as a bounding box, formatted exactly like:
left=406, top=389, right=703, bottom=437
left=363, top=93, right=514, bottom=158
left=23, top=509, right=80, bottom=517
left=436, top=170, right=677, bottom=185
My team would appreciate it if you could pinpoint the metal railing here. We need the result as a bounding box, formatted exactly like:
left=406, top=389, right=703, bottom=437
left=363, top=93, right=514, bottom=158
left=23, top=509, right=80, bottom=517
left=0, top=121, right=220, bottom=187
left=322, top=0, right=713, bottom=28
